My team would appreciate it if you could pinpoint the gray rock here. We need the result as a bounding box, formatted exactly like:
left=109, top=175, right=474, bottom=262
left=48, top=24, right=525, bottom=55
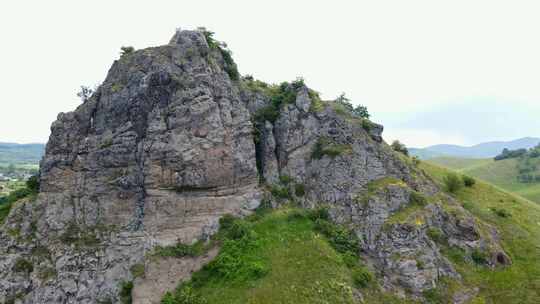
left=0, top=29, right=261, bottom=304
left=0, top=28, right=509, bottom=303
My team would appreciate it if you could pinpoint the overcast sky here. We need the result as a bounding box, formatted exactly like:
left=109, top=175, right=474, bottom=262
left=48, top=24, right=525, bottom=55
left=1, top=0, right=539, bottom=147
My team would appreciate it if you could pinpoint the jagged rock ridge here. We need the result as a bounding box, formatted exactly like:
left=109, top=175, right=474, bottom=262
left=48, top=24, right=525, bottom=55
left=0, top=30, right=509, bottom=304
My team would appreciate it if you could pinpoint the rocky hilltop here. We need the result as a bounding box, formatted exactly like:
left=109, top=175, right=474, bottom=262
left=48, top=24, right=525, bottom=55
left=0, top=30, right=509, bottom=304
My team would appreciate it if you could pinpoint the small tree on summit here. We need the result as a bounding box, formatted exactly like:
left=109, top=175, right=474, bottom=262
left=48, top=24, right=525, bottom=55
left=335, top=93, right=353, bottom=112
left=391, top=140, right=409, bottom=156
left=353, top=104, right=370, bottom=119
left=120, top=46, right=135, bottom=57
left=334, top=93, right=370, bottom=119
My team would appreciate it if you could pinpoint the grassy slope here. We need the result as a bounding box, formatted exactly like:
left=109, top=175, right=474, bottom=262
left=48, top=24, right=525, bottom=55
left=429, top=157, right=540, bottom=204
left=420, top=161, right=540, bottom=303
left=428, top=157, right=494, bottom=171
left=160, top=161, right=540, bottom=304
left=196, top=210, right=356, bottom=304
left=164, top=209, right=407, bottom=304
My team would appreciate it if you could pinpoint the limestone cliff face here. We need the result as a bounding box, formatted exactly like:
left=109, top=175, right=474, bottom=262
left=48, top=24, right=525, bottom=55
left=0, top=30, right=508, bottom=304
left=0, top=30, right=261, bottom=304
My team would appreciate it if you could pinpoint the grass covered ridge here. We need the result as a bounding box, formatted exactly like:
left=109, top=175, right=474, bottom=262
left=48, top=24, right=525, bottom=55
left=419, top=161, right=540, bottom=303
left=428, top=156, right=540, bottom=204
left=160, top=208, right=407, bottom=304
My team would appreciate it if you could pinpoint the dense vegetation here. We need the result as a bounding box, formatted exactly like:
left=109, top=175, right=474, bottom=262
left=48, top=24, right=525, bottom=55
left=493, top=143, right=540, bottom=182
left=159, top=206, right=410, bottom=304
left=155, top=156, right=540, bottom=303
left=333, top=93, right=370, bottom=119
left=311, top=137, right=352, bottom=160
left=0, top=175, right=39, bottom=224
left=201, top=29, right=239, bottom=81
left=429, top=154, right=540, bottom=203
left=251, top=77, right=307, bottom=124
left=494, top=148, right=528, bottom=161
left=390, top=140, right=409, bottom=156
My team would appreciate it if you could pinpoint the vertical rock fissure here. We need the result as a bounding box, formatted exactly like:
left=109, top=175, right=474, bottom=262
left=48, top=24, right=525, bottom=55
left=272, top=123, right=283, bottom=176
left=253, top=121, right=265, bottom=183
left=129, top=140, right=148, bottom=231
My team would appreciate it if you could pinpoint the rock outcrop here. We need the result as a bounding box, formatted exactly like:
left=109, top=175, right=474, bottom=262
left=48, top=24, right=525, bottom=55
left=0, top=29, right=509, bottom=304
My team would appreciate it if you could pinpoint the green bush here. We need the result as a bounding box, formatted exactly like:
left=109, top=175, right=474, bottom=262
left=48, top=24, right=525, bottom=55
left=286, top=209, right=308, bottom=221
left=311, top=137, right=352, bottom=160
left=390, top=140, right=409, bottom=156
left=26, top=175, right=40, bottom=192
left=309, top=90, right=325, bottom=113
left=252, top=80, right=302, bottom=124
left=270, top=185, right=291, bottom=200
left=352, top=105, right=370, bottom=119
left=423, top=287, right=445, bottom=304
left=333, top=93, right=370, bottom=119
left=226, top=220, right=251, bottom=240
left=0, top=201, right=13, bottom=225
left=443, top=173, right=463, bottom=193
left=119, top=281, right=133, bottom=304
left=409, top=191, right=428, bottom=206
left=491, top=207, right=511, bottom=218
left=200, top=29, right=239, bottom=80
left=219, top=214, right=236, bottom=231
left=462, top=201, right=474, bottom=211
left=361, top=119, right=372, bottom=132
left=294, top=183, right=306, bottom=197
left=220, top=48, right=239, bottom=81
left=426, top=228, right=447, bottom=244
left=341, top=252, right=359, bottom=268
left=253, top=105, right=280, bottom=124
left=13, top=258, right=33, bottom=273
left=200, top=237, right=268, bottom=282
left=279, top=175, right=293, bottom=185
left=416, top=259, right=425, bottom=270
left=352, top=267, right=373, bottom=288
left=307, top=207, right=330, bottom=221
left=120, top=46, right=134, bottom=57
left=0, top=183, right=37, bottom=225
left=130, top=264, right=145, bottom=278
left=161, top=285, right=207, bottom=304
left=314, top=219, right=358, bottom=255
left=153, top=241, right=205, bottom=258
left=471, top=248, right=488, bottom=265
left=463, top=175, right=476, bottom=187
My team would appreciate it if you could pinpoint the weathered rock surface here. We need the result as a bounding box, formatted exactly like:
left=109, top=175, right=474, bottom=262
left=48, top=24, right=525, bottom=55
left=132, top=247, right=219, bottom=304
left=0, top=30, right=262, bottom=304
left=0, top=29, right=509, bottom=304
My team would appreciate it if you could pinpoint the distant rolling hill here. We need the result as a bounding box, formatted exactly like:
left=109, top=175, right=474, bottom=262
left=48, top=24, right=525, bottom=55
left=410, top=137, right=540, bottom=159
left=0, top=142, right=45, bottom=166
left=428, top=156, right=540, bottom=204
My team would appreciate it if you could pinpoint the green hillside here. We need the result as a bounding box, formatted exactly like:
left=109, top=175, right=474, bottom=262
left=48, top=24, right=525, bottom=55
left=419, top=162, right=540, bottom=303
left=427, top=157, right=494, bottom=171
left=159, top=208, right=406, bottom=304
left=428, top=157, right=540, bottom=204
left=155, top=161, right=540, bottom=304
